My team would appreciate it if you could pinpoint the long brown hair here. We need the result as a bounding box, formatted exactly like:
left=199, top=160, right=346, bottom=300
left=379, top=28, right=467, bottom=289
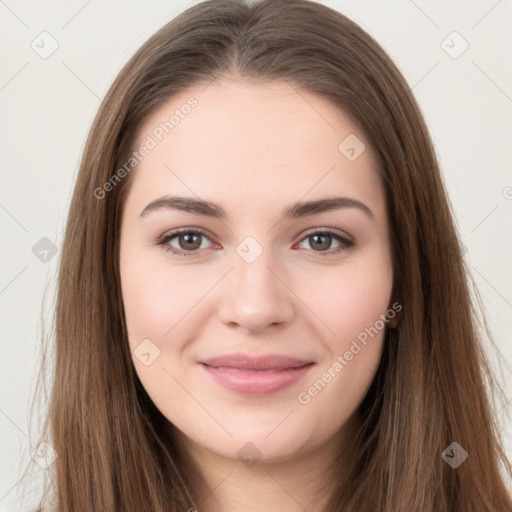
left=32, top=0, right=512, bottom=510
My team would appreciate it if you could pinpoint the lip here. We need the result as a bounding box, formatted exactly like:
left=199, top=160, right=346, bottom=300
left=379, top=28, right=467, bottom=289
left=199, top=353, right=315, bottom=395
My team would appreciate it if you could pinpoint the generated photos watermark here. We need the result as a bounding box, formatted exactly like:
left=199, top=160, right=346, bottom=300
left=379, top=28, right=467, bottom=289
left=297, top=301, right=402, bottom=405
left=93, top=97, right=198, bottom=200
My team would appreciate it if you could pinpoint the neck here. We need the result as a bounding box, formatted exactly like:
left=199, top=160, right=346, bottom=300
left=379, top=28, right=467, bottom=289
left=171, top=412, right=361, bottom=512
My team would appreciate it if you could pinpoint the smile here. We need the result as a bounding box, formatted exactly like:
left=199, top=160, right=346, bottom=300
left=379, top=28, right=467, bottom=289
left=200, top=362, right=315, bottom=395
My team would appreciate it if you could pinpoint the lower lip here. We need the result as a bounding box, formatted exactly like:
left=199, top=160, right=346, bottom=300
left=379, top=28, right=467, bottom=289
left=200, top=363, right=315, bottom=395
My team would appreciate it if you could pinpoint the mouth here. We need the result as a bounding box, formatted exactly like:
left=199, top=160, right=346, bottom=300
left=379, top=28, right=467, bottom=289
left=199, top=353, right=315, bottom=395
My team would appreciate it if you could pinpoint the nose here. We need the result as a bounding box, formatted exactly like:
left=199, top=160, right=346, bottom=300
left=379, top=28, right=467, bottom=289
left=216, top=249, right=295, bottom=333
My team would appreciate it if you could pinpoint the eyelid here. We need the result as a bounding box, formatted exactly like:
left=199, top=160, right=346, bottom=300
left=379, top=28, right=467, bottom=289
left=298, top=226, right=353, bottom=244
left=156, top=226, right=354, bottom=257
left=155, top=226, right=214, bottom=244
left=292, top=228, right=354, bottom=257
left=155, top=227, right=218, bottom=254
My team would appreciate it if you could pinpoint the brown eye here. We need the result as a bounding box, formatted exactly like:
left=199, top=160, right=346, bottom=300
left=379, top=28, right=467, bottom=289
left=176, top=233, right=203, bottom=251
left=157, top=229, right=214, bottom=257
left=308, top=233, right=333, bottom=251
left=297, top=229, right=354, bottom=256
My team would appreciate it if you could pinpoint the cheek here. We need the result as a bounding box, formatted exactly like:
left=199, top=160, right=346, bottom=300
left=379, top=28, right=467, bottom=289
left=119, top=253, right=211, bottom=416
left=304, top=259, right=393, bottom=347
left=120, top=253, right=217, bottom=350
left=293, top=256, right=393, bottom=421
left=121, top=266, right=175, bottom=347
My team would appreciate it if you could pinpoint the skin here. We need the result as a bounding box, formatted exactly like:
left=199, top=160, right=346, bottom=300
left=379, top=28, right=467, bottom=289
left=119, top=74, right=396, bottom=512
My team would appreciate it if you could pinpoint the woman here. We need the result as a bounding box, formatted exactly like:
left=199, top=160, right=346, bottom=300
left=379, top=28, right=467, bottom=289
left=33, top=0, right=512, bottom=510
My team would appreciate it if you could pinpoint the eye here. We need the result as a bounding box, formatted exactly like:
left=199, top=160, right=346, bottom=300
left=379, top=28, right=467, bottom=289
left=295, top=229, right=354, bottom=257
left=156, top=227, right=354, bottom=258
left=156, top=228, right=216, bottom=257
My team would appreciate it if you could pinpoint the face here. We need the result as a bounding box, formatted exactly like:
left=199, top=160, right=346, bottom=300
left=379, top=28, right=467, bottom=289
left=119, top=76, right=395, bottom=465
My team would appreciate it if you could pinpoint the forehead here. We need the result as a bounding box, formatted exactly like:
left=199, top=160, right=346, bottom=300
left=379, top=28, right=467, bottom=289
left=126, top=76, right=385, bottom=221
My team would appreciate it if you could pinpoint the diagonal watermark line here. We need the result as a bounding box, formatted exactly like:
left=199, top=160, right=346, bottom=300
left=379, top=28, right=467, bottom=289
left=0, top=476, right=24, bottom=503
left=266, top=164, right=337, bottom=234
left=0, top=265, right=28, bottom=294
left=0, top=408, right=29, bottom=438
left=61, top=391, right=108, bottom=446
left=163, top=367, right=234, bottom=438
left=200, top=72, right=222, bottom=92
left=471, top=395, right=512, bottom=448
left=265, top=3, right=336, bottom=133
left=265, top=409, right=295, bottom=438
left=61, top=60, right=102, bottom=101
left=0, top=62, right=29, bottom=92
left=61, top=266, right=101, bottom=306
left=0, top=1, right=29, bottom=28
left=163, top=163, right=233, bottom=234
left=472, top=61, right=512, bottom=104
left=265, top=266, right=336, bottom=334
left=277, top=74, right=337, bottom=131
left=471, top=265, right=512, bottom=308
left=411, top=62, right=439, bottom=91
left=198, top=470, right=234, bottom=504
left=471, top=0, right=503, bottom=30
left=61, top=61, right=116, bottom=117
left=470, top=204, right=499, bottom=233
left=265, top=471, right=310, bottom=511
left=0, top=203, right=29, bottom=233
left=163, top=267, right=234, bottom=337
left=61, top=0, right=92, bottom=29
left=408, top=0, right=439, bottom=29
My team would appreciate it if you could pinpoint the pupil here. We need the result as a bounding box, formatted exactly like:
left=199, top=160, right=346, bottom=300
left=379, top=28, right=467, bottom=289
left=177, top=233, right=333, bottom=252
left=181, top=233, right=200, bottom=249
left=312, top=234, right=330, bottom=250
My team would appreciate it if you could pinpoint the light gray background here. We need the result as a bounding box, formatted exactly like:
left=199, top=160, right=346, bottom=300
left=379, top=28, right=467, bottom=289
left=1, top=0, right=511, bottom=509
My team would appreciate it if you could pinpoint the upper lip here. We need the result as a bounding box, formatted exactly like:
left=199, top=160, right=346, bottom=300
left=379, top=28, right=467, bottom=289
left=200, top=353, right=313, bottom=371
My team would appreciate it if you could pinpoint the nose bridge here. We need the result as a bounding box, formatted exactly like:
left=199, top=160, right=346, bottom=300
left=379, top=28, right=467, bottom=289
left=216, top=236, right=294, bottom=331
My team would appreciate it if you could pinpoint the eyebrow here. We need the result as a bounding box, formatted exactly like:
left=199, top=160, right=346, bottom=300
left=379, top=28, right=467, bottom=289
left=139, top=195, right=375, bottom=221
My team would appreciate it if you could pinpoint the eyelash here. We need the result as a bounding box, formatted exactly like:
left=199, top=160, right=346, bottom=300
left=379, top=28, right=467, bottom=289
left=155, top=227, right=354, bottom=258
